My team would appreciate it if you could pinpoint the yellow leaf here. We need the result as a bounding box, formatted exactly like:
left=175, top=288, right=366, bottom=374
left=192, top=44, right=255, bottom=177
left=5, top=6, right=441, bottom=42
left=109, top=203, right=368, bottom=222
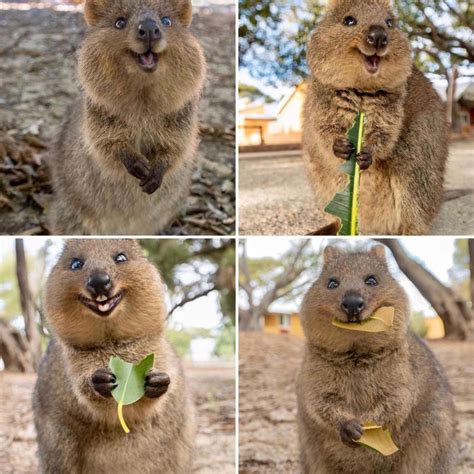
left=332, top=306, right=394, bottom=333
left=355, top=422, right=399, bottom=456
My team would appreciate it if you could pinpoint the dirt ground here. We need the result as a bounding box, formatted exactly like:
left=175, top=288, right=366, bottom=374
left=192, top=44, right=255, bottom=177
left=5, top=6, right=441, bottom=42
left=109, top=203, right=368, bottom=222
left=239, top=140, right=474, bottom=236
left=0, top=0, right=235, bottom=235
left=0, top=364, right=235, bottom=473
left=239, top=332, right=474, bottom=473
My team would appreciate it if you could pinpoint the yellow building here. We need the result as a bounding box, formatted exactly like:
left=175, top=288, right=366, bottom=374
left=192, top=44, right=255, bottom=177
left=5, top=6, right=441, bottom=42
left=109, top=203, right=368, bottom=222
left=263, top=312, right=304, bottom=338
left=424, top=316, right=445, bottom=339
left=239, top=83, right=307, bottom=147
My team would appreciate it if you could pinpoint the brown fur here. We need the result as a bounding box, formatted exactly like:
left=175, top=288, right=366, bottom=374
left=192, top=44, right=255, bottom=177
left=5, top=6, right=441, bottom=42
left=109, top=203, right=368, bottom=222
left=33, top=240, right=195, bottom=473
left=297, top=245, right=457, bottom=473
left=303, top=0, right=447, bottom=235
left=48, top=0, right=206, bottom=235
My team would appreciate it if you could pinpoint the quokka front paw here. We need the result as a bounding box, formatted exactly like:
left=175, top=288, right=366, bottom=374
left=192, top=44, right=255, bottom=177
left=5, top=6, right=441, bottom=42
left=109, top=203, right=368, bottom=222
left=91, top=367, right=117, bottom=398
left=356, top=148, right=373, bottom=170
left=333, top=137, right=354, bottom=160
left=120, top=153, right=152, bottom=181
left=144, top=369, right=170, bottom=398
left=339, top=419, right=363, bottom=448
left=140, top=162, right=169, bottom=195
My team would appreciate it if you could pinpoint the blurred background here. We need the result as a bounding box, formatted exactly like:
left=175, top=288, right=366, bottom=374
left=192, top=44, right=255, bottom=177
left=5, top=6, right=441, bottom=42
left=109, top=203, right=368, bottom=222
left=239, top=238, right=474, bottom=473
left=0, top=237, right=236, bottom=474
left=238, top=0, right=474, bottom=236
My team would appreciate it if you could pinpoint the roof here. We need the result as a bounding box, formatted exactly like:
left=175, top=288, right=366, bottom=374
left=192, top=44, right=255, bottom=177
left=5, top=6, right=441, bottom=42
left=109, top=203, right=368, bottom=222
left=239, top=102, right=280, bottom=120
left=276, top=83, right=307, bottom=115
left=239, top=84, right=303, bottom=120
left=267, top=300, right=299, bottom=314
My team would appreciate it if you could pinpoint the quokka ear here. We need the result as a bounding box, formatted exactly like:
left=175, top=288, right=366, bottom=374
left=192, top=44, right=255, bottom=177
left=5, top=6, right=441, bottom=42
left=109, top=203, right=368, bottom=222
left=84, top=0, right=108, bottom=26
left=177, top=0, right=193, bottom=28
left=370, top=245, right=386, bottom=260
left=323, top=245, right=343, bottom=262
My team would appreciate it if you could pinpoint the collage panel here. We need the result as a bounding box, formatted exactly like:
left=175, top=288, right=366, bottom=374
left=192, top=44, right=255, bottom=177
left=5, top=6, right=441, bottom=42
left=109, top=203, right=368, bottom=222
left=0, top=237, right=235, bottom=472
left=0, top=0, right=473, bottom=472
left=239, top=237, right=473, bottom=473
left=0, top=0, right=235, bottom=236
left=239, top=0, right=473, bottom=236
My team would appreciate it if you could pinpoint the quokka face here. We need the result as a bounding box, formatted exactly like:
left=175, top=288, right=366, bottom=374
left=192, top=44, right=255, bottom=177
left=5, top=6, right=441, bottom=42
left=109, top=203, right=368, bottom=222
left=80, top=0, right=206, bottom=112
left=307, top=0, right=412, bottom=92
left=300, top=245, right=410, bottom=353
left=44, top=239, right=167, bottom=347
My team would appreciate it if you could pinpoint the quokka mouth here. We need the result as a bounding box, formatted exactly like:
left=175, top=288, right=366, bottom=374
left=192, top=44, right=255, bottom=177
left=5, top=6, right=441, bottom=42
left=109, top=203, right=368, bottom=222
left=131, top=49, right=159, bottom=72
left=334, top=313, right=370, bottom=325
left=79, top=291, right=123, bottom=317
left=362, top=53, right=381, bottom=74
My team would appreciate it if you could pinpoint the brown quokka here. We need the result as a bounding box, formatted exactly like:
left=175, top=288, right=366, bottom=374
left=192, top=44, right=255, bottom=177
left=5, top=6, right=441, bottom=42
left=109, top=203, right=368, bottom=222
left=48, top=0, right=206, bottom=235
left=303, top=0, right=447, bottom=235
left=33, top=240, right=195, bottom=473
left=297, top=245, right=457, bottom=473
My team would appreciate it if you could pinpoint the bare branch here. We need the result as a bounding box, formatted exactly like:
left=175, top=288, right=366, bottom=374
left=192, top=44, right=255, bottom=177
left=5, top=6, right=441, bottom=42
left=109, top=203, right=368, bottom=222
left=169, top=286, right=217, bottom=316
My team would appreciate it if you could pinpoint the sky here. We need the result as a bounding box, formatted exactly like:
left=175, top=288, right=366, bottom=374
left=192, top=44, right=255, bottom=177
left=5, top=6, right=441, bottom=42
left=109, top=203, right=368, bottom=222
left=0, top=238, right=221, bottom=331
left=244, top=237, right=459, bottom=317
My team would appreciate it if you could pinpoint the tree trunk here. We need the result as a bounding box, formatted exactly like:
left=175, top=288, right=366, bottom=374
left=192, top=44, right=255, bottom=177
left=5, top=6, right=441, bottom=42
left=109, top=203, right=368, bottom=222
left=15, top=239, right=41, bottom=371
left=380, top=239, right=471, bottom=340
left=0, top=321, right=35, bottom=372
left=239, top=308, right=263, bottom=331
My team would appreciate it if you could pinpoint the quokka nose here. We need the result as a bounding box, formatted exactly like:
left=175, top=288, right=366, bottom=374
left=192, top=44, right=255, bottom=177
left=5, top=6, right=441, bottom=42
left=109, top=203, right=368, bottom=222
left=341, top=292, right=365, bottom=318
left=366, top=25, right=388, bottom=50
left=87, top=272, right=112, bottom=297
left=137, top=18, right=161, bottom=45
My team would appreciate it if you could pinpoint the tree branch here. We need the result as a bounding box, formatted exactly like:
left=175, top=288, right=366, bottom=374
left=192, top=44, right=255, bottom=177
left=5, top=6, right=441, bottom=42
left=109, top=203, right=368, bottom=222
left=169, top=286, right=217, bottom=316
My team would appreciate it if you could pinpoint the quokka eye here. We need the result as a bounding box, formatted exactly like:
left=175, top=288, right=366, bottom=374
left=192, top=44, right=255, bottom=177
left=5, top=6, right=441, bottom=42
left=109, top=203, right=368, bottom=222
left=70, top=258, right=84, bottom=271
left=161, top=16, right=172, bottom=27
left=365, top=275, right=378, bottom=286
left=385, top=18, right=394, bottom=28
left=343, top=16, right=357, bottom=26
left=327, top=279, right=340, bottom=289
left=115, top=17, right=127, bottom=29
left=114, top=253, right=128, bottom=263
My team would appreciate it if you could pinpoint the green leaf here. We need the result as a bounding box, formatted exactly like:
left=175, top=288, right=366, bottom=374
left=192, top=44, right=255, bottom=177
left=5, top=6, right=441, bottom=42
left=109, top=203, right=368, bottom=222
left=324, top=112, right=366, bottom=236
left=109, top=353, right=155, bottom=433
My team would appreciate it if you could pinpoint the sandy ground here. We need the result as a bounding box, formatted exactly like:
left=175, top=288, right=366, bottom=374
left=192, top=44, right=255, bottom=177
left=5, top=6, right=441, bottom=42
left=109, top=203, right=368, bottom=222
left=0, top=364, right=235, bottom=474
left=0, top=1, right=235, bottom=235
left=239, top=332, right=474, bottom=473
left=238, top=140, right=474, bottom=236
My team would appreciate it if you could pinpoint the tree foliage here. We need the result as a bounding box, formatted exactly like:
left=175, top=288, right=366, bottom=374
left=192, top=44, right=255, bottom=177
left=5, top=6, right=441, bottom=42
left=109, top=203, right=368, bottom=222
left=449, top=239, right=472, bottom=301
left=0, top=253, right=21, bottom=322
left=239, top=240, right=320, bottom=330
left=140, top=239, right=235, bottom=325
left=239, top=0, right=473, bottom=88
left=395, top=0, right=473, bottom=78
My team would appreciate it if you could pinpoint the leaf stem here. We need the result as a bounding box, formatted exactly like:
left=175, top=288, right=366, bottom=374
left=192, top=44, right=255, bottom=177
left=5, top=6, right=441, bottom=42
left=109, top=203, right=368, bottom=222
left=350, top=112, right=365, bottom=236
left=117, top=401, right=130, bottom=434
